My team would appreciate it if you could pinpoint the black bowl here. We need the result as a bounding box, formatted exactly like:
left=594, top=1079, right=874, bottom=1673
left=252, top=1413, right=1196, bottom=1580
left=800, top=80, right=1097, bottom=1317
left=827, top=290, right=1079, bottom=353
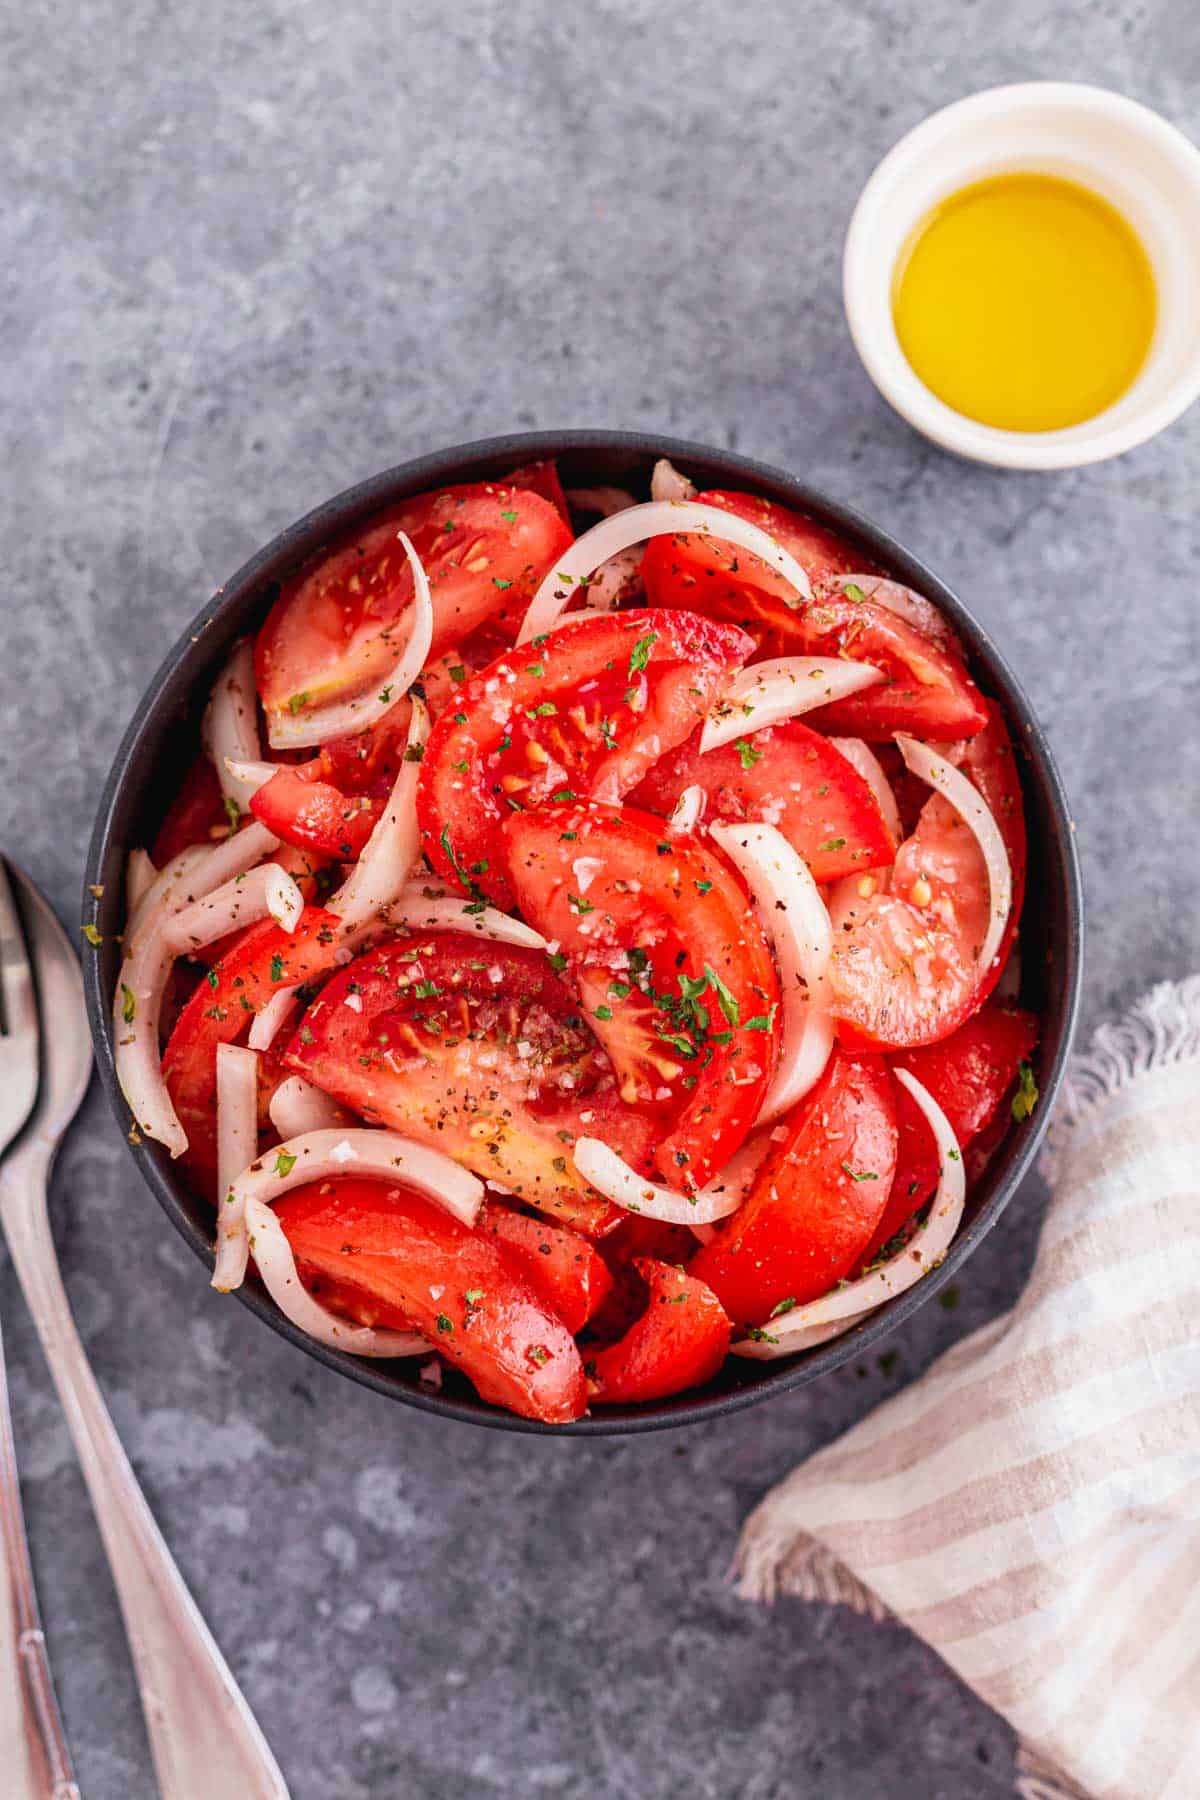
left=83, top=431, right=1083, bottom=1434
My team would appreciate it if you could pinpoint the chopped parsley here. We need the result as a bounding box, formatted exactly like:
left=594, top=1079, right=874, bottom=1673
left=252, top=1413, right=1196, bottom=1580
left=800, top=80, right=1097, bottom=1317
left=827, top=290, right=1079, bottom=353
left=1012, top=1060, right=1039, bottom=1121
left=269, top=952, right=286, bottom=983
left=628, top=632, right=658, bottom=675
left=735, top=739, right=763, bottom=771
left=274, top=1150, right=297, bottom=1178
left=287, top=691, right=310, bottom=715
left=819, top=836, right=847, bottom=852
left=121, top=983, right=136, bottom=1023
left=81, top=923, right=102, bottom=946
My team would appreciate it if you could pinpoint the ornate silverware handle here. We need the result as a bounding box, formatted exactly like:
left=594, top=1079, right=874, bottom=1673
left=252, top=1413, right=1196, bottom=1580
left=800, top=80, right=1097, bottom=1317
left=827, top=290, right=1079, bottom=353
left=1, top=1141, right=289, bottom=1800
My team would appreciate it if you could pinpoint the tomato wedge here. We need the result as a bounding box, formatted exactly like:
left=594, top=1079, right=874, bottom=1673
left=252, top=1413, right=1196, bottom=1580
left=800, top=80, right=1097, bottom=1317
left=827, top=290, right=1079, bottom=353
left=274, top=1177, right=587, bottom=1423
left=249, top=696, right=415, bottom=860
left=419, top=610, right=752, bottom=910
left=829, top=701, right=1026, bottom=1049
left=254, top=483, right=573, bottom=737
left=630, top=718, right=896, bottom=881
left=690, top=1051, right=898, bottom=1326
left=282, top=933, right=638, bottom=1235
left=641, top=490, right=987, bottom=740
left=858, top=1006, right=1039, bottom=1268
left=162, top=905, right=344, bottom=1186
left=479, top=1203, right=613, bottom=1334
left=502, top=803, right=780, bottom=1192
left=586, top=1260, right=731, bottom=1405
left=503, top=459, right=570, bottom=525
left=152, top=754, right=227, bottom=863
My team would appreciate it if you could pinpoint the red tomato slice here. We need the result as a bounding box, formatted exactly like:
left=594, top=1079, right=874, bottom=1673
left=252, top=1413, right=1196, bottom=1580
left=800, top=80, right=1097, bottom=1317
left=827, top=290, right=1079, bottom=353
left=859, top=1006, right=1039, bottom=1267
left=502, top=803, right=780, bottom=1192
left=152, top=754, right=227, bottom=863
left=250, top=767, right=383, bottom=860
left=586, top=1260, right=731, bottom=1405
left=282, top=933, right=637, bottom=1236
left=630, top=718, right=896, bottom=882
left=419, top=609, right=752, bottom=910
left=254, top=483, right=573, bottom=735
left=479, top=1203, right=613, bottom=1334
left=829, top=700, right=1027, bottom=1049
left=162, top=906, right=344, bottom=1187
left=640, top=490, right=986, bottom=740
left=689, top=1051, right=899, bottom=1326
left=274, top=1177, right=587, bottom=1423
left=503, top=459, right=570, bottom=524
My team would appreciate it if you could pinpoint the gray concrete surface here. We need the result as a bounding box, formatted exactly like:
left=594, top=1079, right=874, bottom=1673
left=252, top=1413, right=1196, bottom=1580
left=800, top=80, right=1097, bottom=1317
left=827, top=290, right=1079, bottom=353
left=4, top=1, right=1199, bottom=1794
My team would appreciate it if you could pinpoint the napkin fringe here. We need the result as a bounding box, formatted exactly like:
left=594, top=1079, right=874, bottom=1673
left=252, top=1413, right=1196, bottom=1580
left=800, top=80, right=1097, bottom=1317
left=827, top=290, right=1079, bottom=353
left=1040, top=974, right=1200, bottom=1185
left=1015, top=1737, right=1094, bottom=1800
left=735, top=1524, right=888, bottom=1619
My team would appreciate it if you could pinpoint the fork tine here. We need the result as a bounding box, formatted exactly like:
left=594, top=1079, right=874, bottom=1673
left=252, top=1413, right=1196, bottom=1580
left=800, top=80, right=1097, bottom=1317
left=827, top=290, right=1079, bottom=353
left=0, top=858, right=37, bottom=1046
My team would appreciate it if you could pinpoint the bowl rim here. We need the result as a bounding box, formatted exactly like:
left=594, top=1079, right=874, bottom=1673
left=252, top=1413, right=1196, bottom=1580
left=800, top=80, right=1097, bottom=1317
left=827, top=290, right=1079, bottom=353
left=843, top=81, right=1200, bottom=470
left=83, top=428, right=1084, bottom=1435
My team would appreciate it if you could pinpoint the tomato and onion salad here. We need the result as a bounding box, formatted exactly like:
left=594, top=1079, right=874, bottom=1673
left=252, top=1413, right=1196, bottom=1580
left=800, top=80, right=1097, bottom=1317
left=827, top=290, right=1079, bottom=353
left=111, top=459, right=1040, bottom=1423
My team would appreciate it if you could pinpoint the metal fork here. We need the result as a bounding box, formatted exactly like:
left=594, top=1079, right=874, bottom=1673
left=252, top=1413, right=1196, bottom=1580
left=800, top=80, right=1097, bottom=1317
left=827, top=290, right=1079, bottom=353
left=0, top=860, right=290, bottom=1798
left=0, top=859, right=77, bottom=1797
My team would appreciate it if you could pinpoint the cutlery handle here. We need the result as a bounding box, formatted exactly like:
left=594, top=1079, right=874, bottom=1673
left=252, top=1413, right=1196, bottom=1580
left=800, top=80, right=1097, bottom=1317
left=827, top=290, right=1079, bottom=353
left=1, top=1148, right=289, bottom=1800
left=0, top=1315, right=80, bottom=1800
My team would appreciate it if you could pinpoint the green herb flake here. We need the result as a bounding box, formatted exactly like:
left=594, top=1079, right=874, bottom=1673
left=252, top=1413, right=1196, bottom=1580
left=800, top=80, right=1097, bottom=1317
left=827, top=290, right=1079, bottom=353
left=820, top=836, right=847, bottom=852
left=223, top=794, right=241, bottom=832
left=269, top=952, right=286, bottom=983
left=121, top=983, right=136, bottom=1023
left=628, top=632, right=658, bottom=675
left=81, top=923, right=102, bottom=946
left=436, top=1313, right=454, bottom=1335
left=403, top=742, right=425, bottom=763
left=735, top=738, right=763, bottom=771
left=1012, top=1060, right=1039, bottom=1121
left=274, top=1150, right=297, bottom=1177
left=287, top=691, right=311, bottom=715
left=769, top=1296, right=797, bottom=1318
left=567, top=894, right=594, bottom=915
left=500, top=509, right=518, bottom=523
left=840, top=1162, right=879, bottom=1182
left=843, top=581, right=867, bottom=603
left=493, top=577, right=512, bottom=590
left=593, top=1004, right=613, bottom=1021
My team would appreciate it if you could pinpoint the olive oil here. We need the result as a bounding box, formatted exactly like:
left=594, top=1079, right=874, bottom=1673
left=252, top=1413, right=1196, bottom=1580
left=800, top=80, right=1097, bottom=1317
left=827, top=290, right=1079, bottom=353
left=891, top=172, right=1156, bottom=433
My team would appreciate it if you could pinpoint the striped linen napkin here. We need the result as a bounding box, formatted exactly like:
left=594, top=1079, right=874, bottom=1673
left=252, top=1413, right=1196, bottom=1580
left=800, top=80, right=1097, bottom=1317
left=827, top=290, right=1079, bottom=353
left=735, top=978, right=1200, bottom=1800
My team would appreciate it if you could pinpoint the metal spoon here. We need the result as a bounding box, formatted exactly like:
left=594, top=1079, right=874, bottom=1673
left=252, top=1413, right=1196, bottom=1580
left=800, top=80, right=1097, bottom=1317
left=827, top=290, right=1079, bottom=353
left=0, top=861, right=289, bottom=1798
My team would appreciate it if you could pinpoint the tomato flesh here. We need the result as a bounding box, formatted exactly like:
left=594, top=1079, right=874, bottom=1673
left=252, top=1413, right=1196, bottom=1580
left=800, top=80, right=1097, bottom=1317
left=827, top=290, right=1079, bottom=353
left=641, top=490, right=987, bottom=740
left=152, top=754, right=226, bottom=863
left=274, top=1177, right=586, bottom=1423
left=586, top=1260, right=731, bottom=1405
left=502, top=802, right=780, bottom=1192
left=630, top=718, right=896, bottom=881
left=829, top=700, right=1026, bottom=1049
left=690, top=1051, right=899, bottom=1325
left=479, top=1202, right=613, bottom=1334
left=254, top=483, right=573, bottom=735
left=503, top=459, right=570, bottom=525
left=419, top=609, right=752, bottom=911
left=162, top=906, right=344, bottom=1187
left=283, top=932, right=637, bottom=1235
left=859, top=1006, right=1039, bottom=1267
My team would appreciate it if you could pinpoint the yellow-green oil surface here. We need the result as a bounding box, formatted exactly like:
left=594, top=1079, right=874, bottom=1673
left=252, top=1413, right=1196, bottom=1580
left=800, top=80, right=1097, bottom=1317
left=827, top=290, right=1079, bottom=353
left=892, top=172, right=1156, bottom=432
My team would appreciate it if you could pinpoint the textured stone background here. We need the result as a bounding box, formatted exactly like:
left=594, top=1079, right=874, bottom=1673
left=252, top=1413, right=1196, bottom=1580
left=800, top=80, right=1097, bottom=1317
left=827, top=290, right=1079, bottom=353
left=4, top=2, right=1200, bottom=1795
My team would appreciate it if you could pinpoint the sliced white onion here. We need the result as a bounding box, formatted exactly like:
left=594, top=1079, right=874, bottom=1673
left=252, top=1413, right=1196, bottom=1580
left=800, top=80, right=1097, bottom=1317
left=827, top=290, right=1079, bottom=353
left=584, top=546, right=643, bottom=609
left=126, top=830, right=272, bottom=952
left=709, top=822, right=834, bottom=1123
left=700, top=657, right=884, bottom=754
left=828, top=737, right=901, bottom=843
left=269, top=1075, right=356, bottom=1140
left=329, top=697, right=429, bottom=932
left=649, top=458, right=697, bottom=503
left=837, top=574, right=957, bottom=651
left=564, top=486, right=637, bottom=517
left=112, top=923, right=184, bottom=1155
left=125, top=848, right=158, bottom=916
left=667, top=784, right=706, bottom=834
left=203, top=640, right=262, bottom=808
left=248, top=984, right=304, bottom=1052
left=164, top=863, right=304, bottom=954
left=572, top=1139, right=748, bottom=1226
left=229, top=1128, right=484, bottom=1238
left=896, top=735, right=1012, bottom=975
left=731, top=1070, right=965, bottom=1359
left=266, top=532, right=433, bottom=750
left=380, top=883, right=546, bottom=950
left=223, top=756, right=283, bottom=801
left=517, top=500, right=813, bottom=644
left=213, top=1044, right=260, bottom=1291
left=244, top=1198, right=427, bottom=1358
left=115, top=856, right=303, bottom=1156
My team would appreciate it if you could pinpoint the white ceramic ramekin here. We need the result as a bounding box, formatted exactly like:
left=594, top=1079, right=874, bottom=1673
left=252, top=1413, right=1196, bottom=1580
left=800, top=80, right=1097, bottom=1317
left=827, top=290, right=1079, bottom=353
left=843, top=83, right=1200, bottom=469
